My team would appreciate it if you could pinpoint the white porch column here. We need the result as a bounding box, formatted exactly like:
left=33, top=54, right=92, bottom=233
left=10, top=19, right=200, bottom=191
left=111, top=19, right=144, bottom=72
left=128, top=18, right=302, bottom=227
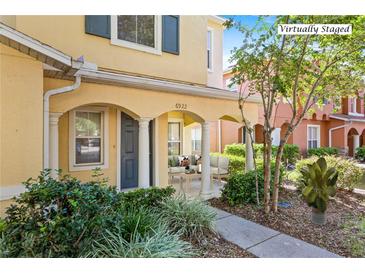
left=200, top=122, right=212, bottom=198
left=245, top=128, right=254, bottom=171
left=353, top=134, right=360, bottom=156
left=138, top=118, right=152, bottom=188
left=49, top=112, right=62, bottom=178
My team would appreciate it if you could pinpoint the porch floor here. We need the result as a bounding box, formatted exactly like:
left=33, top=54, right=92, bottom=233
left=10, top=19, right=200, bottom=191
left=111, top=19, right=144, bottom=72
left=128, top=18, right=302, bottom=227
left=170, top=177, right=224, bottom=200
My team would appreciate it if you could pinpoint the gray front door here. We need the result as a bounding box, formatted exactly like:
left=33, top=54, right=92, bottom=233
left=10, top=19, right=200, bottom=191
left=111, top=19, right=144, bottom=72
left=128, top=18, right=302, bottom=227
left=121, top=112, right=139, bottom=189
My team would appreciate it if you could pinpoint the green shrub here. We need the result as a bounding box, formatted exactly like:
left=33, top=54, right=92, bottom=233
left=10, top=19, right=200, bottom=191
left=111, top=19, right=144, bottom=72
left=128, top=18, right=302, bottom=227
left=307, top=147, right=339, bottom=157
left=159, top=195, right=216, bottom=239
left=223, top=143, right=300, bottom=164
left=221, top=164, right=283, bottom=206
left=1, top=170, right=122, bottom=257
left=224, top=143, right=246, bottom=157
left=84, top=226, right=195, bottom=258
left=355, top=146, right=365, bottom=162
left=294, top=156, right=362, bottom=191
left=120, top=186, right=175, bottom=210
left=282, top=144, right=300, bottom=164
left=119, top=207, right=163, bottom=242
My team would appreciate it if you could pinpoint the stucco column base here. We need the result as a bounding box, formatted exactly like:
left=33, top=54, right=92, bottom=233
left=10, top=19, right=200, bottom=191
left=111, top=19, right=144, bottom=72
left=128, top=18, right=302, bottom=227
left=138, top=118, right=152, bottom=188
left=200, top=122, right=212, bottom=198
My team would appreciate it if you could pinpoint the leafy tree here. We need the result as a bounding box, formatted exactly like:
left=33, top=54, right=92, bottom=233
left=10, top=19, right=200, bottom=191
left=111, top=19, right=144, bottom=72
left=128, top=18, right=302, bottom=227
left=225, top=16, right=365, bottom=213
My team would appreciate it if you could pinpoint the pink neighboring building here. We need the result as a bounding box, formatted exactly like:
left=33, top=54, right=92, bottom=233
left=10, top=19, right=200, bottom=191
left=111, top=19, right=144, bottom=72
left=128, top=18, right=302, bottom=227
left=219, top=70, right=365, bottom=156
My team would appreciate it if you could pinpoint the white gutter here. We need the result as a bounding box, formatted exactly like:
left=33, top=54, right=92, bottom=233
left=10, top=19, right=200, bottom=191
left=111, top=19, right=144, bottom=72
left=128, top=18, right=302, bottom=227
left=328, top=122, right=351, bottom=147
left=43, top=75, right=81, bottom=168
left=78, top=68, right=262, bottom=103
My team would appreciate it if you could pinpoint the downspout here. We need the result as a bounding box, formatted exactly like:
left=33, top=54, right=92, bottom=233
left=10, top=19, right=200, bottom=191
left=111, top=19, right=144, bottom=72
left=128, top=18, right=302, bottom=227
left=328, top=121, right=351, bottom=147
left=43, top=75, right=81, bottom=169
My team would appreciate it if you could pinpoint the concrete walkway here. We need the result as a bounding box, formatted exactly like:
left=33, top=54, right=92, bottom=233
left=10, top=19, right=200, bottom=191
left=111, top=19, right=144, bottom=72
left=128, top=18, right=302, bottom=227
left=212, top=207, right=341, bottom=258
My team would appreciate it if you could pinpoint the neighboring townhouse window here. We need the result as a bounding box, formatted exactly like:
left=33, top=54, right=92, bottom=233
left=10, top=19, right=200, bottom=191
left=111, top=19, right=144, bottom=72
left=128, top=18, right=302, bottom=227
left=191, top=126, right=202, bottom=152
left=242, top=126, right=246, bottom=144
left=69, top=107, right=109, bottom=171
left=307, top=125, right=320, bottom=149
left=168, top=122, right=182, bottom=155
left=207, top=29, right=213, bottom=71
left=226, top=77, right=238, bottom=91
left=350, top=97, right=357, bottom=113
left=111, top=15, right=162, bottom=54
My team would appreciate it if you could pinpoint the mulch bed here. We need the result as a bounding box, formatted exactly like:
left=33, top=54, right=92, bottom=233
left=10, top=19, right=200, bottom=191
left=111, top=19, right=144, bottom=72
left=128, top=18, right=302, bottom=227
left=209, top=186, right=365, bottom=257
left=189, top=232, right=256, bottom=258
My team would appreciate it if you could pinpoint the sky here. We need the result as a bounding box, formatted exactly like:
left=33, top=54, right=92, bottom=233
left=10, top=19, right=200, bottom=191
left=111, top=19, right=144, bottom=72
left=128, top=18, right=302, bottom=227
left=222, top=15, right=275, bottom=69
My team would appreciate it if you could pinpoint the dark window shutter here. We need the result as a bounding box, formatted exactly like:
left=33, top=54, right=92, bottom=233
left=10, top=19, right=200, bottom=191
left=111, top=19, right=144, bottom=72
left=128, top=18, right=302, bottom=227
left=85, top=15, right=111, bottom=39
left=162, top=16, right=179, bottom=55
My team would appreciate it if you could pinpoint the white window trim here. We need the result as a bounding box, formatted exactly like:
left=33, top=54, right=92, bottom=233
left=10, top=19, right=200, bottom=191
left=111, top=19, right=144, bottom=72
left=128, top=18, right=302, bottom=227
left=168, top=118, right=184, bottom=156
left=349, top=97, right=362, bottom=116
left=207, top=27, right=214, bottom=72
left=307, top=124, right=321, bottom=150
left=69, top=106, right=109, bottom=171
left=110, top=15, right=162, bottom=55
left=191, top=125, right=202, bottom=152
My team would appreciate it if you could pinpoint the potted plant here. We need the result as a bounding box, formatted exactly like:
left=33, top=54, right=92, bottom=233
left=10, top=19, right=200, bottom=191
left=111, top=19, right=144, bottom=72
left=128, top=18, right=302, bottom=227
left=300, top=157, right=338, bottom=225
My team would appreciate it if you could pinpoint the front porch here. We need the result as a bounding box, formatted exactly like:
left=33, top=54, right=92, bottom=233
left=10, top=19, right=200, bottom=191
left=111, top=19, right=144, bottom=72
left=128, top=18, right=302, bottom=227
left=44, top=75, right=259, bottom=198
left=170, top=177, right=224, bottom=199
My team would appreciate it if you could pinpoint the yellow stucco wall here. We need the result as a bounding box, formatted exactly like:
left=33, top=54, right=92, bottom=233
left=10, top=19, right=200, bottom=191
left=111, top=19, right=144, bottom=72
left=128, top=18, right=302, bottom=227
left=157, top=113, right=168, bottom=188
left=0, top=45, right=43, bottom=187
left=0, top=45, right=43, bottom=213
left=14, top=15, right=211, bottom=85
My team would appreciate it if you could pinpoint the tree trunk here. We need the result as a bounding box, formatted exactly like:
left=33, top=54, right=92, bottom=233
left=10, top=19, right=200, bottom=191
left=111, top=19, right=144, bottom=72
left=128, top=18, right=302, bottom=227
left=263, top=132, right=272, bottom=214
left=271, top=142, right=285, bottom=212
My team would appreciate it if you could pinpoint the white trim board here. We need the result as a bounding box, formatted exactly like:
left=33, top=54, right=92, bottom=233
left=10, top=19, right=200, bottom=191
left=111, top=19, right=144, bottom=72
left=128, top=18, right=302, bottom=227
left=0, top=184, right=26, bottom=201
left=78, top=68, right=262, bottom=103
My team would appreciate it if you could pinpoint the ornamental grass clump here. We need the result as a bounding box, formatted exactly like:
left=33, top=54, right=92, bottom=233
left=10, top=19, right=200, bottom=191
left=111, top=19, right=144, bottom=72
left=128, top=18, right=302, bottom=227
left=159, top=195, right=216, bottom=240
left=84, top=226, right=195, bottom=258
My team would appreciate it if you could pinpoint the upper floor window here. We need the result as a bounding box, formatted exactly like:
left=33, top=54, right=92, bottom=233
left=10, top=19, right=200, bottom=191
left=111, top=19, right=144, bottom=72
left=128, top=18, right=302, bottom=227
left=111, top=15, right=162, bottom=55
left=350, top=97, right=357, bottom=113
left=207, top=29, right=213, bottom=71
left=225, top=77, right=238, bottom=92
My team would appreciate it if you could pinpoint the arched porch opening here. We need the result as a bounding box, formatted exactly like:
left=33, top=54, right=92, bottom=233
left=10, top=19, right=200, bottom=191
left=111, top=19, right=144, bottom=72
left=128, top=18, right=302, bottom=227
left=158, top=110, right=215, bottom=198
left=347, top=128, right=359, bottom=157
left=218, top=115, right=242, bottom=153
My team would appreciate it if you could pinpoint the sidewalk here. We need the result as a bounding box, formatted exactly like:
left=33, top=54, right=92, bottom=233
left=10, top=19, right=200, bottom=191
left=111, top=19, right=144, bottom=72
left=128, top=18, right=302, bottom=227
left=212, top=207, right=341, bottom=258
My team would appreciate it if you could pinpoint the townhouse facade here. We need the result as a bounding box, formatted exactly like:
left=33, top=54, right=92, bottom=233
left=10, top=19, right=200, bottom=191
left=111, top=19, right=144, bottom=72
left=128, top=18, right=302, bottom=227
left=222, top=70, right=365, bottom=156
left=0, top=15, right=260, bottom=213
